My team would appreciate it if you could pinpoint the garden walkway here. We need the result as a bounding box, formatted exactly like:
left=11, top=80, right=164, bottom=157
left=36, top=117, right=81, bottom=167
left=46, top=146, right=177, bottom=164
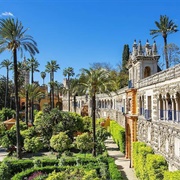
left=104, top=137, right=138, bottom=180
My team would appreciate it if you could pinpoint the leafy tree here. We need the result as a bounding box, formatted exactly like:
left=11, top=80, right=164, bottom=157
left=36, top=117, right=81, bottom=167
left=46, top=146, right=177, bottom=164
left=0, top=59, right=12, bottom=108
left=150, top=15, right=178, bottom=69
left=166, top=43, right=180, bottom=67
left=41, top=71, right=46, bottom=85
left=45, top=60, right=60, bottom=109
left=82, top=116, right=92, bottom=132
left=96, top=126, right=110, bottom=154
left=50, top=131, right=72, bottom=153
left=0, top=18, right=39, bottom=158
left=63, top=67, right=75, bottom=111
left=24, top=137, right=43, bottom=153
left=0, top=108, right=15, bottom=121
left=75, top=132, right=93, bottom=153
left=79, top=67, right=115, bottom=156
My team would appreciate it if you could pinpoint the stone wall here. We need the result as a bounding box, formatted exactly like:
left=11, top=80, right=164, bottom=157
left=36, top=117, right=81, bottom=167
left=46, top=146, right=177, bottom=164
left=138, top=117, right=180, bottom=170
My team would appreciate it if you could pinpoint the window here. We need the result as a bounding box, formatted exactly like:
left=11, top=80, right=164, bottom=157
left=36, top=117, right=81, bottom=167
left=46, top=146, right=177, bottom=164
left=144, top=66, right=151, bottom=78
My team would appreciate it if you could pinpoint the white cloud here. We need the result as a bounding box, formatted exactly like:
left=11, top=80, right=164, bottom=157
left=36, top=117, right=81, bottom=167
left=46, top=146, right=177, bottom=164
left=1, top=12, right=14, bottom=16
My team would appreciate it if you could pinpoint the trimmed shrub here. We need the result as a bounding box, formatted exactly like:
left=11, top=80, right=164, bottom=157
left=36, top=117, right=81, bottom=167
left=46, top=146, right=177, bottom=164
left=108, top=157, right=123, bottom=180
left=50, top=132, right=72, bottom=153
left=133, top=141, right=168, bottom=180
left=164, top=170, right=180, bottom=180
left=138, top=146, right=154, bottom=180
left=146, top=154, right=168, bottom=180
left=74, top=132, right=93, bottom=153
left=109, top=120, right=125, bottom=153
left=24, top=137, right=43, bottom=153
left=133, top=141, right=153, bottom=178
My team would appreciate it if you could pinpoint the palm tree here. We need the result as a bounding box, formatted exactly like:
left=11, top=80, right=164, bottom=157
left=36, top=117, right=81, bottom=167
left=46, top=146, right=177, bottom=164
left=150, top=15, right=178, bottom=69
left=27, top=57, right=39, bottom=124
left=0, top=18, right=39, bottom=158
left=79, top=67, right=114, bottom=156
left=0, top=59, right=12, bottom=108
left=54, top=81, right=65, bottom=110
left=45, top=60, right=60, bottom=109
left=69, top=78, right=84, bottom=113
left=63, top=67, right=75, bottom=111
left=19, top=83, right=44, bottom=126
left=27, top=57, right=39, bottom=84
left=41, top=71, right=46, bottom=85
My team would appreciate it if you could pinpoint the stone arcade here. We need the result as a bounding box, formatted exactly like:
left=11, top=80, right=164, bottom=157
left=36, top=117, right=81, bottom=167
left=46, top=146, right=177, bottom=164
left=63, top=40, right=180, bottom=170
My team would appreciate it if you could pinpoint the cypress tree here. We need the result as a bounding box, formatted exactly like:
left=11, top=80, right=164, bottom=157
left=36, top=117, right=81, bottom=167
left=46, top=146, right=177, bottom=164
left=122, top=44, right=130, bottom=72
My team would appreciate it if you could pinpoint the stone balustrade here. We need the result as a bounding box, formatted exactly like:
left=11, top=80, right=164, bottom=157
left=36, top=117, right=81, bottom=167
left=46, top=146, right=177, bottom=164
left=138, top=63, right=180, bottom=88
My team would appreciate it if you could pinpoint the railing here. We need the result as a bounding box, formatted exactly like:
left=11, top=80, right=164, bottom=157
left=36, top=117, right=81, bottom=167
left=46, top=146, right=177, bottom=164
left=138, top=63, right=180, bottom=88
left=122, top=107, right=125, bottom=113
left=140, top=108, right=145, bottom=115
left=144, top=109, right=151, bottom=120
left=128, top=80, right=133, bottom=88
left=159, top=109, right=180, bottom=123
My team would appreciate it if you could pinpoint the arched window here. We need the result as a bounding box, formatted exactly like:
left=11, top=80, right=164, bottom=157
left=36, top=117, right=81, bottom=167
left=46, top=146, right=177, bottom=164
left=144, top=66, right=151, bottom=78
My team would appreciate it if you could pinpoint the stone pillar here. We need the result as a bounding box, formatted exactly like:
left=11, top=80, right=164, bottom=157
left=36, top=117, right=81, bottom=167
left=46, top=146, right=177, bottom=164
left=175, top=98, right=179, bottom=123
left=163, top=98, right=166, bottom=120
left=171, top=97, right=175, bottom=122
left=166, top=99, right=169, bottom=120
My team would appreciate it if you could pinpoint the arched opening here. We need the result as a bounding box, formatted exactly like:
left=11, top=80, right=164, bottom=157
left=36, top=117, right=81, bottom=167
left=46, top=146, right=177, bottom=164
left=166, top=93, right=172, bottom=120
left=159, top=94, right=163, bottom=120
left=144, top=66, right=151, bottom=78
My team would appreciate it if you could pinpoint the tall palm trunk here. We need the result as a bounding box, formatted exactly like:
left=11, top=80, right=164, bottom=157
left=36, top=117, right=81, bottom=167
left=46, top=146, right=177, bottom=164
left=5, top=67, right=9, bottom=108
left=13, top=49, right=21, bottom=159
left=73, top=95, right=76, bottom=112
left=164, top=36, right=169, bottom=69
left=25, top=90, right=28, bottom=127
left=57, top=89, right=60, bottom=110
left=51, top=72, right=54, bottom=109
left=68, top=76, right=70, bottom=111
left=31, top=65, right=34, bottom=125
left=92, top=94, right=96, bottom=156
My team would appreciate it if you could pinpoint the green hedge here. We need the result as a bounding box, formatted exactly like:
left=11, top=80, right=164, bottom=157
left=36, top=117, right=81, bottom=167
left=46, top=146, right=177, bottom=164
left=0, top=159, right=34, bottom=179
left=108, top=157, right=123, bottom=180
left=109, top=120, right=125, bottom=153
left=146, top=154, right=168, bottom=180
left=164, top=170, right=180, bottom=180
left=1, top=155, right=122, bottom=180
left=133, top=141, right=168, bottom=180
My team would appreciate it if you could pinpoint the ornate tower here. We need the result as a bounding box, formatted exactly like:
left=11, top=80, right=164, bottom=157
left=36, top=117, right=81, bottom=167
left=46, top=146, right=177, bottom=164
left=127, top=40, right=160, bottom=89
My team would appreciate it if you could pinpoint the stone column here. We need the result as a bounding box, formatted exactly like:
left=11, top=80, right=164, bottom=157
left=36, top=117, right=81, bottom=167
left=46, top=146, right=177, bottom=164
left=175, top=98, right=179, bottom=123
left=171, top=97, right=175, bottom=122
left=163, top=98, right=166, bottom=120
left=158, top=98, right=160, bottom=120
left=166, top=99, right=169, bottom=120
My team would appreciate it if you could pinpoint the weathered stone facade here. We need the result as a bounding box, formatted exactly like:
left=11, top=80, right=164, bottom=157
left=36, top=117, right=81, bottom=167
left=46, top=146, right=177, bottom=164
left=62, top=40, right=180, bottom=170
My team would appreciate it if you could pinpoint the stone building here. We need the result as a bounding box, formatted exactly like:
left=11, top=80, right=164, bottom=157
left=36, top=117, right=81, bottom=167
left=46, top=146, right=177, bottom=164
left=62, top=40, right=180, bottom=170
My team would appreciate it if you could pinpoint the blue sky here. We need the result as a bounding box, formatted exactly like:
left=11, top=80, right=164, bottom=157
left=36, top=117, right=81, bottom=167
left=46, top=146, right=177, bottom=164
left=0, top=0, right=180, bottom=85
